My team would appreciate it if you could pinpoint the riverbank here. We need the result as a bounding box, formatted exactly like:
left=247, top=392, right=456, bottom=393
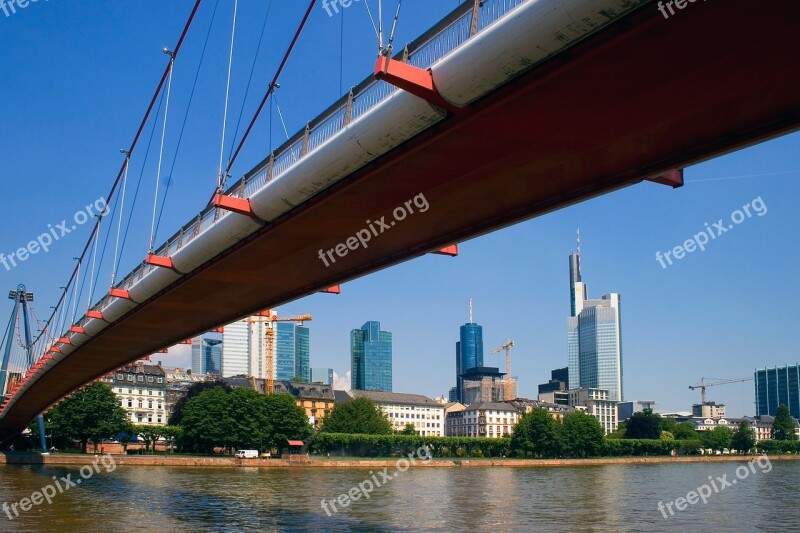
left=2, top=453, right=798, bottom=468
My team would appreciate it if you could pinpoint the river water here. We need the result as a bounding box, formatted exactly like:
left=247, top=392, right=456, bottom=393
left=1, top=460, right=798, bottom=532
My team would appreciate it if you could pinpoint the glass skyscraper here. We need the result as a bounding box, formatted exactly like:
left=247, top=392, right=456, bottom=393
left=567, top=249, right=623, bottom=401
left=191, top=334, right=222, bottom=375
left=455, top=322, right=484, bottom=403
left=755, top=364, right=800, bottom=418
left=351, top=321, right=392, bottom=392
left=276, top=322, right=310, bottom=382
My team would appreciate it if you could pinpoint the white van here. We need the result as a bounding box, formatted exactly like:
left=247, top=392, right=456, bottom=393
left=235, top=450, right=259, bottom=459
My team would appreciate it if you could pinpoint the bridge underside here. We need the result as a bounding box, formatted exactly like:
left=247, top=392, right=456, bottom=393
left=3, top=0, right=799, bottom=434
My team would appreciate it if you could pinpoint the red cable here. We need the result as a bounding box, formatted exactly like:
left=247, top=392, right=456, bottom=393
left=225, top=0, right=318, bottom=177
left=32, top=0, right=204, bottom=346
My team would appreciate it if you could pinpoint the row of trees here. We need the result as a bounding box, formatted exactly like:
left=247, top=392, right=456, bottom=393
left=511, top=409, right=606, bottom=458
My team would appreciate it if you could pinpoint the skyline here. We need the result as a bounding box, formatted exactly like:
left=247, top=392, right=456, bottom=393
left=0, top=2, right=798, bottom=418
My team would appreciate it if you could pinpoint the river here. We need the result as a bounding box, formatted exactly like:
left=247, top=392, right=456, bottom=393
left=1, top=460, right=798, bottom=532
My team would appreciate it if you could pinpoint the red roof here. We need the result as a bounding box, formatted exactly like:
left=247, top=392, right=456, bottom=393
left=287, top=440, right=304, bottom=446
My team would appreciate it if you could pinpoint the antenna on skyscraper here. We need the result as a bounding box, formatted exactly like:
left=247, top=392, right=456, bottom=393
left=576, top=227, right=581, bottom=257
left=469, top=297, right=473, bottom=323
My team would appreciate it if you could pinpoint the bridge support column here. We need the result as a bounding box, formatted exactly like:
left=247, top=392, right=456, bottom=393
left=645, top=169, right=684, bottom=188
left=36, top=415, right=46, bottom=453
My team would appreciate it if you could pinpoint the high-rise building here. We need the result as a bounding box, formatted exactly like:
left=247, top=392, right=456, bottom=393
left=311, top=367, right=334, bottom=385
left=351, top=321, right=392, bottom=392
left=566, top=235, right=623, bottom=401
left=538, top=367, right=569, bottom=395
left=191, top=333, right=222, bottom=375
left=222, top=313, right=311, bottom=381
left=454, top=300, right=485, bottom=403
left=755, top=364, right=800, bottom=418
left=276, top=322, right=310, bottom=382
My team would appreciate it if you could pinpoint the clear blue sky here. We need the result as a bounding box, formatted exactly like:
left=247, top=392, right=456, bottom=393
left=1, top=1, right=797, bottom=417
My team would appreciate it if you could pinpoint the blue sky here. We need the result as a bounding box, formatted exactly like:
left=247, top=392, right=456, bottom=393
left=1, top=1, right=797, bottom=416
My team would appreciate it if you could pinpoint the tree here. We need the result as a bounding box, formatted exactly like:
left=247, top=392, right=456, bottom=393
left=180, top=386, right=233, bottom=454
left=772, top=404, right=798, bottom=441
left=322, top=398, right=392, bottom=435
left=400, top=423, right=417, bottom=435
left=673, top=422, right=699, bottom=441
left=702, top=426, right=733, bottom=453
left=511, top=408, right=562, bottom=458
left=291, top=376, right=305, bottom=383
left=731, top=421, right=756, bottom=454
left=48, top=382, right=129, bottom=453
left=560, top=411, right=604, bottom=458
left=226, top=387, right=271, bottom=450
left=263, top=392, right=312, bottom=453
left=168, top=380, right=232, bottom=426
left=625, top=408, right=661, bottom=439
left=132, top=424, right=171, bottom=454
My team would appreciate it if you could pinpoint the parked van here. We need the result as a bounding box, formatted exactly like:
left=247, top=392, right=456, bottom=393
left=235, top=449, right=259, bottom=459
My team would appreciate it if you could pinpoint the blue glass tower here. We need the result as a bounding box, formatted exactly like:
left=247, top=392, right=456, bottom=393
left=454, top=301, right=484, bottom=403
left=275, top=322, right=311, bottom=382
left=755, top=364, right=800, bottom=418
left=351, top=321, right=392, bottom=391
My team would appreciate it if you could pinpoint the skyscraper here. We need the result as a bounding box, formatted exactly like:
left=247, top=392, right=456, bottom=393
left=191, top=333, right=222, bottom=375
left=454, top=299, right=485, bottom=403
left=222, top=313, right=311, bottom=381
left=567, top=234, right=624, bottom=401
left=311, top=367, right=334, bottom=385
left=755, top=364, right=800, bottom=418
left=351, top=321, right=392, bottom=392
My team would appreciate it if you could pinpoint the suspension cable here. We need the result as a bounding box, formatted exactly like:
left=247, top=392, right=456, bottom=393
left=149, top=53, right=176, bottom=253
left=363, top=0, right=380, bottom=47
left=110, top=154, right=130, bottom=287
left=224, top=0, right=317, bottom=177
left=85, top=214, right=103, bottom=311
left=217, top=0, right=239, bottom=192
left=273, top=93, right=291, bottom=140
left=30, top=0, right=204, bottom=347
left=69, top=259, right=82, bottom=326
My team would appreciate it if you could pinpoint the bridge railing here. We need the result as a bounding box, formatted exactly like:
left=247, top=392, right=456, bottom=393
left=77, top=0, right=527, bottom=335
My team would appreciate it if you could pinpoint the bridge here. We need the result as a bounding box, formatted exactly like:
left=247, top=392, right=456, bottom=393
left=1, top=0, right=799, bottom=438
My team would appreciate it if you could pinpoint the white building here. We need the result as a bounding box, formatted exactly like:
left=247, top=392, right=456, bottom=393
left=222, top=314, right=272, bottom=379
left=104, top=362, right=167, bottom=426
left=568, top=387, right=619, bottom=434
left=348, top=390, right=445, bottom=436
left=445, top=402, right=519, bottom=438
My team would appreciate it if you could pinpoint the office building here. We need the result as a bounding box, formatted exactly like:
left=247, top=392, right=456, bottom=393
left=692, top=402, right=726, bottom=419
left=348, top=390, right=444, bottom=436
left=567, top=387, right=619, bottom=434
left=538, top=367, right=569, bottom=394
left=311, top=367, right=334, bottom=385
left=454, top=300, right=484, bottom=403
left=222, top=313, right=311, bottom=381
left=351, top=321, right=392, bottom=392
left=191, top=333, right=222, bottom=375
left=461, top=366, right=516, bottom=404
left=755, top=364, right=800, bottom=418
left=566, top=235, right=623, bottom=401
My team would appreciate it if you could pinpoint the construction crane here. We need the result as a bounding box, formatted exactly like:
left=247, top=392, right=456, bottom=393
left=258, top=311, right=312, bottom=394
left=492, top=339, right=515, bottom=401
left=689, top=376, right=753, bottom=408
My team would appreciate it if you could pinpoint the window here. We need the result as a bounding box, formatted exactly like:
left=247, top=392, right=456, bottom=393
left=127, top=400, right=132, bottom=408
left=147, top=376, right=154, bottom=383
left=157, top=377, right=163, bottom=383
left=127, top=375, right=134, bottom=382
left=137, top=375, right=144, bottom=382
left=117, top=373, right=124, bottom=380
left=138, top=389, right=143, bottom=395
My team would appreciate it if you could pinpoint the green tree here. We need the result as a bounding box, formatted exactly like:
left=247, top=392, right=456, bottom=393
left=263, top=393, right=312, bottom=452
left=322, top=397, right=392, bottom=435
left=180, top=386, right=233, bottom=454
left=561, top=411, right=604, bottom=458
left=291, top=376, right=305, bottom=383
left=702, top=426, right=733, bottom=453
left=48, top=382, right=129, bottom=453
left=168, top=380, right=232, bottom=426
left=625, top=408, right=661, bottom=439
left=400, top=423, right=417, bottom=435
left=511, top=408, right=562, bottom=458
left=673, top=422, right=699, bottom=440
left=132, top=424, right=169, bottom=454
left=731, top=421, right=756, bottom=454
left=772, top=404, right=798, bottom=441
left=226, top=387, right=271, bottom=450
